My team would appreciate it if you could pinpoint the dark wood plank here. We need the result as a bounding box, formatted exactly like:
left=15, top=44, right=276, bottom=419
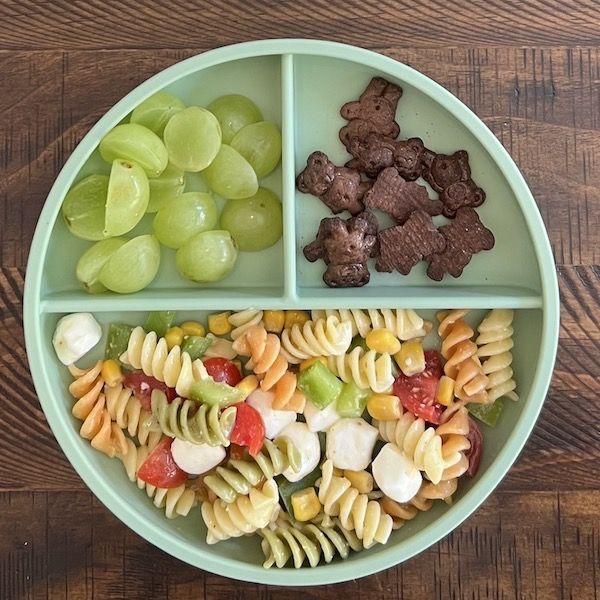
left=0, top=1, right=600, bottom=50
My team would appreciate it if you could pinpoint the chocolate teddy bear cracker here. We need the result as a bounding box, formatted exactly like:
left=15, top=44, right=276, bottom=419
left=296, top=151, right=371, bottom=215
left=421, top=149, right=486, bottom=217
left=426, top=207, right=495, bottom=280
left=376, top=210, right=446, bottom=276
left=339, top=77, right=402, bottom=150
left=303, top=211, right=378, bottom=288
left=363, top=166, right=443, bottom=224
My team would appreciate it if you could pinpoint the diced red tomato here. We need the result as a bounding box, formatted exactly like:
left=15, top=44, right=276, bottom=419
left=465, top=417, right=483, bottom=477
left=203, top=357, right=242, bottom=386
left=137, top=437, right=188, bottom=488
left=229, top=403, right=265, bottom=457
left=123, top=371, right=176, bottom=411
left=393, top=350, right=444, bottom=424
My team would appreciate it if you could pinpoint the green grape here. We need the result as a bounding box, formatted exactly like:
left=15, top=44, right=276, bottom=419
left=153, top=192, right=218, bottom=249
left=230, top=121, right=282, bottom=178
left=220, top=187, right=282, bottom=252
left=147, top=163, right=185, bottom=213
left=207, top=95, right=263, bottom=144
left=175, top=230, right=238, bottom=283
left=130, top=91, right=185, bottom=136
left=99, top=234, right=161, bottom=293
left=62, top=174, right=109, bottom=240
left=202, top=144, right=258, bottom=200
left=99, top=123, right=169, bottom=177
left=104, top=159, right=149, bottom=237
left=76, top=237, right=127, bottom=293
left=163, top=106, right=221, bottom=172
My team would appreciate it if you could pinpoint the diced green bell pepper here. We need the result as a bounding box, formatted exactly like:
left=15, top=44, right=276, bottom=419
left=188, top=379, right=244, bottom=407
left=144, top=311, right=176, bottom=338
left=297, top=361, right=343, bottom=409
left=105, top=323, right=133, bottom=361
left=336, top=381, right=369, bottom=417
left=468, top=399, right=503, bottom=427
left=276, top=466, right=322, bottom=517
left=180, top=335, right=212, bottom=360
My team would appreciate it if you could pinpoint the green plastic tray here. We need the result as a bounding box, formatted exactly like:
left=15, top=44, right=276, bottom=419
left=24, top=39, right=559, bottom=585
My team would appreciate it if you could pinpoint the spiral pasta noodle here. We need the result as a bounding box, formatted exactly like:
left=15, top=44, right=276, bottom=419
left=204, top=437, right=301, bottom=503
left=280, top=316, right=352, bottom=364
left=228, top=309, right=264, bottom=340
left=311, top=309, right=430, bottom=340
left=232, top=325, right=304, bottom=412
left=201, top=479, right=280, bottom=544
left=120, top=327, right=209, bottom=397
left=259, top=513, right=362, bottom=568
left=476, top=309, right=518, bottom=402
left=316, top=460, right=393, bottom=548
left=327, top=347, right=394, bottom=394
left=151, top=390, right=236, bottom=446
left=68, top=362, right=128, bottom=458
left=437, top=310, right=489, bottom=404
left=119, top=437, right=197, bottom=519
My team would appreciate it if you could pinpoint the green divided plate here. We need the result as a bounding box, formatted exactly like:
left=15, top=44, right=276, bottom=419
left=23, top=39, right=559, bottom=585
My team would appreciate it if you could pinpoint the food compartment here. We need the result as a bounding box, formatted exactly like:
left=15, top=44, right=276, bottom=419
left=292, top=55, right=542, bottom=301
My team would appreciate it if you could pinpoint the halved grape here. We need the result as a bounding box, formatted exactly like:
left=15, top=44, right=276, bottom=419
left=202, top=144, right=258, bottom=200
left=147, top=163, right=185, bottom=213
left=207, top=95, right=263, bottom=144
left=62, top=175, right=109, bottom=240
left=99, top=123, right=168, bottom=177
left=153, top=192, right=218, bottom=249
left=104, top=159, right=149, bottom=237
left=163, top=107, right=221, bottom=172
left=130, top=91, right=185, bottom=136
left=230, top=121, right=282, bottom=178
left=220, top=187, right=282, bottom=252
left=76, top=237, right=127, bottom=293
left=176, top=230, right=238, bottom=283
left=99, top=235, right=161, bottom=293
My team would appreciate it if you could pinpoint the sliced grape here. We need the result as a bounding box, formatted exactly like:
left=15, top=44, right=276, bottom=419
left=163, top=106, right=221, bottom=172
left=207, top=95, right=263, bottom=144
left=147, top=163, right=185, bottom=213
left=99, top=234, right=161, bottom=293
left=62, top=175, right=109, bottom=241
left=202, top=144, right=258, bottom=200
left=230, top=121, right=282, bottom=178
left=175, top=230, right=238, bottom=283
left=104, top=159, right=149, bottom=237
left=220, top=187, right=282, bottom=252
left=153, top=192, right=218, bottom=249
left=76, top=237, right=127, bottom=293
left=99, top=123, right=169, bottom=177
left=130, top=91, right=185, bottom=136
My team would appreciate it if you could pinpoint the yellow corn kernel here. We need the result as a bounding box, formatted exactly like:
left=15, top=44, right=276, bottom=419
left=366, top=329, right=402, bottom=355
left=436, top=375, right=455, bottom=406
left=291, top=487, right=322, bottom=522
left=101, top=359, right=123, bottom=387
left=367, top=394, right=402, bottom=421
left=164, top=326, right=184, bottom=350
left=208, top=312, right=232, bottom=336
left=284, top=310, right=310, bottom=330
left=344, top=470, right=373, bottom=494
left=236, top=375, right=259, bottom=399
left=180, top=321, right=206, bottom=337
left=299, top=356, right=328, bottom=372
left=263, top=310, right=285, bottom=334
left=394, top=340, right=426, bottom=376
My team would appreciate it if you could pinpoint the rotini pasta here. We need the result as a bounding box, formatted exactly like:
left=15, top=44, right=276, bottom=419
left=437, top=310, right=489, bottom=404
left=327, top=347, right=394, bottom=393
left=204, top=437, right=300, bottom=503
left=476, top=309, right=518, bottom=402
left=228, top=309, right=264, bottom=340
left=316, top=459, right=393, bottom=548
left=259, top=513, right=362, bottom=568
left=232, top=325, right=304, bottom=411
left=201, top=479, right=280, bottom=544
left=280, top=316, right=352, bottom=364
left=435, top=403, right=472, bottom=480
left=151, top=391, right=236, bottom=446
left=120, top=327, right=209, bottom=397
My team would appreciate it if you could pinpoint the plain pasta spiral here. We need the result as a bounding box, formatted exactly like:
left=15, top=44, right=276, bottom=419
left=327, top=347, right=394, bottom=393
left=228, top=309, right=264, bottom=340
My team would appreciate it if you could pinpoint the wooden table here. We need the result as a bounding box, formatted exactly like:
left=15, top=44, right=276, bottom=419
left=1, top=2, right=598, bottom=598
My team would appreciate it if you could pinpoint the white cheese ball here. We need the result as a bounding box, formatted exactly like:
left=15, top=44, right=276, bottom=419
left=372, top=443, right=422, bottom=503
left=52, top=313, right=102, bottom=365
left=303, top=399, right=341, bottom=433
left=246, top=389, right=297, bottom=439
left=325, top=417, right=379, bottom=471
left=171, top=439, right=225, bottom=475
left=278, top=422, right=320, bottom=482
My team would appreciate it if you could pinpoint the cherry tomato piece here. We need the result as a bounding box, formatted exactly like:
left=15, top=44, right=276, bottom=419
left=123, top=371, right=176, bottom=411
left=230, top=403, right=265, bottom=457
left=203, top=357, right=242, bottom=387
left=137, top=437, right=188, bottom=488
